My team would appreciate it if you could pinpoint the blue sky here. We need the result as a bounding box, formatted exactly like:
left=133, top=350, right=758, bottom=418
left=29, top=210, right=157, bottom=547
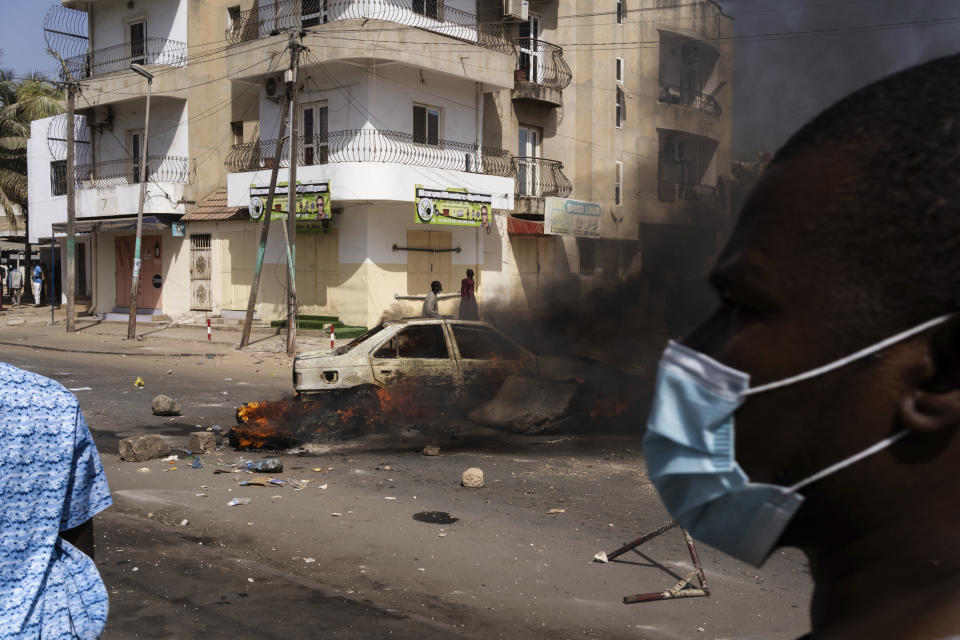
left=0, top=2, right=61, bottom=78
left=3, top=1, right=960, bottom=157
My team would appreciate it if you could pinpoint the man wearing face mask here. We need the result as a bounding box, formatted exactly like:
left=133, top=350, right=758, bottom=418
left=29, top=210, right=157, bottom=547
left=643, top=55, right=960, bottom=639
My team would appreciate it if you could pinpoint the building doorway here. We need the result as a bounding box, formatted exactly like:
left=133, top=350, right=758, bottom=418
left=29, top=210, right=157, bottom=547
left=115, top=235, right=162, bottom=309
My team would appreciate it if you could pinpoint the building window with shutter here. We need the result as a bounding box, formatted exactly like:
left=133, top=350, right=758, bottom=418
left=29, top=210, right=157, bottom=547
left=616, top=57, right=624, bottom=83
left=50, top=160, right=67, bottom=196
left=615, top=161, right=623, bottom=205
left=413, top=104, right=441, bottom=145
left=617, top=0, right=624, bottom=25
left=230, top=121, right=243, bottom=146
left=616, top=87, right=626, bottom=128
left=413, top=0, right=441, bottom=19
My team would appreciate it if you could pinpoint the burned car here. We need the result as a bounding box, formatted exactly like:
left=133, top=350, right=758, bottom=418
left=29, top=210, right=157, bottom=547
left=293, top=318, right=577, bottom=395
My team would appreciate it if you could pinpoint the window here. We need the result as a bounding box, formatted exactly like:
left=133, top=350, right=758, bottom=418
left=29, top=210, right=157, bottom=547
left=231, top=121, right=243, bottom=146
left=517, top=125, right=542, bottom=196
left=128, top=20, right=146, bottom=65
left=451, top=325, right=523, bottom=361
left=128, top=129, right=145, bottom=182
left=413, top=0, right=441, bottom=19
left=50, top=160, right=67, bottom=196
left=616, top=57, right=624, bottom=83
left=227, top=5, right=241, bottom=28
left=578, top=237, right=597, bottom=275
left=395, top=325, right=450, bottom=359
left=615, top=161, right=623, bottom=205
left=302, top=102, right=329, bottom=165
left=616, top=87, right=626, bottom=128
left=617, top=0, right=624, bottom=24
left=302, top=0, right=322, bottom=26
left=413, top=104, right=440, bottom=146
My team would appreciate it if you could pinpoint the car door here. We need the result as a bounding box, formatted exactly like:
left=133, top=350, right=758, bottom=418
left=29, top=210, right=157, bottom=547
left=448, top=323, right=534, bottom=393
left=370, top=323, right=459, bottom=388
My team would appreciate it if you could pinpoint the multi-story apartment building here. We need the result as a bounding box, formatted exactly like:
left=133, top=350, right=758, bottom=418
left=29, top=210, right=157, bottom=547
left=29, top=0, right=732, bottom=332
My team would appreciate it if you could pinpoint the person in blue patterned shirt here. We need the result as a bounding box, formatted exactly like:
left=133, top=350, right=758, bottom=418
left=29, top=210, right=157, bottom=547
left=0, top=362, right=112, bottom=638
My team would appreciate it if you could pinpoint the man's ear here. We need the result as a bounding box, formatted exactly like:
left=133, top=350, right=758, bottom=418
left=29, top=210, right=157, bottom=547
left=898, top=316, right=960, bottom=433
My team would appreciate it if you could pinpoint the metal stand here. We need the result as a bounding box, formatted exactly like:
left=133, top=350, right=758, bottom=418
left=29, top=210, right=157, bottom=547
left=595, top=520, right=711, bottom=604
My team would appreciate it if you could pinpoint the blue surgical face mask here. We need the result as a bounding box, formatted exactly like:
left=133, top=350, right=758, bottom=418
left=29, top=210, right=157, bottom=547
left=643, top=314, right=952, bottom=567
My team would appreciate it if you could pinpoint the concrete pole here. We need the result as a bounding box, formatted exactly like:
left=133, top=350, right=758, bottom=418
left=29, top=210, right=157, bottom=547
left=65, top=83, right=76, bottom=332
left=126, top=71, right=152, bottom=340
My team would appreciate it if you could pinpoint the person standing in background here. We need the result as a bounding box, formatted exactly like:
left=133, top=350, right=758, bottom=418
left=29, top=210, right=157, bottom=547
left=31, top=262, right=43, bottom=306
left=7, top=266, right=23, bottom=309
left=459, top=269, right=479, bottom=320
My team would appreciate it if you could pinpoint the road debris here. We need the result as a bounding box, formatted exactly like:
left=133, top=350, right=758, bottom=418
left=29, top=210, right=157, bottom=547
left=422, top=445, right=441, bottom=456
left=318, top=484, right=328, bottom=490
left=384, top=496, right=397, bottom=500
left=137, top=467, right=150, bottom=473
left=244, top=458, right=283, bottom=473
left=189, top=431, right=217, bottom=453
left=151, top=394, right=181, bottom=416
left=331, top=512, right=343, bottom=517
left=547, top=508, right=566, bottom=514
left=239, top=478, right=269, bottom=487
left=119, top=435, right=172, bottom=462
left=161, top=455, right=178, bottom=462
left=179, top=519, right=189, bottom=527
left=593, top=551, right=609, bottom=563
left=227, top=498, right=252, bottom=506
left=303, top=557, right=316, bottom=563
left=134, top=376, right=145, bottom=388
left=461, top=468, right=484, bottom=488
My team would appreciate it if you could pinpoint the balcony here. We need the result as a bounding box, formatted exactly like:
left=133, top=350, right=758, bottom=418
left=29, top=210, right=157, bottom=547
left=513, top=157, right=572, bottom=216
left=225, top=129, right=514, bottom=177
left=74, top=156, right=190, bottom=188
left=226, top=0, right=511, bottom=53
left=512, top=38, right=571, bottom=107
left=658, top=83, right=721, bottom=117
left=64, top=38, right=187, bottom=80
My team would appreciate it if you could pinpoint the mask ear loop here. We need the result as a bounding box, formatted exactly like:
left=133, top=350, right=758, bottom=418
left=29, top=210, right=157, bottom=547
left=743, top=314, right=954, bottom=397
left=787, top=430, right=908, bottom=492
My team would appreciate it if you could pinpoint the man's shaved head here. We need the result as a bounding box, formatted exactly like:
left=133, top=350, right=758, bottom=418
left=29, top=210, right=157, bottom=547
left=760, top=53, right=960, bottom=331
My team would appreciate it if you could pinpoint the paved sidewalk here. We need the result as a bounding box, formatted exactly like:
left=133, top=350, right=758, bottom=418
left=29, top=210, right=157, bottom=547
left=0, top=305, right=345, bottom=359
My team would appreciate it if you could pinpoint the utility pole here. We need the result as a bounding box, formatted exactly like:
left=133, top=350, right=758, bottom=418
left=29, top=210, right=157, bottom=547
left=238, top=33, right=302, bottom=350
left=126, top=63, right=153, bottom=340
left=65, top=82, right=77, bottom=332
left=283, top=37, right=304, bottom=356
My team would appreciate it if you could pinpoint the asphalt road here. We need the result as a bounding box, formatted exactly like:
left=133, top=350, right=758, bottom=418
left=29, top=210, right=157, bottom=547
left=1, top=342, right=814, bottom=640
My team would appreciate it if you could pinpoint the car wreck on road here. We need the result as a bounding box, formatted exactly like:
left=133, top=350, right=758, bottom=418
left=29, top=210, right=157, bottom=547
left=293, top=318, right=580, bottom=396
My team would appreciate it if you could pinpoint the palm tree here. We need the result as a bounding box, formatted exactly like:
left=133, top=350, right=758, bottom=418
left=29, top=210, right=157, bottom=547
left=0, top=67, right=64, bottom=264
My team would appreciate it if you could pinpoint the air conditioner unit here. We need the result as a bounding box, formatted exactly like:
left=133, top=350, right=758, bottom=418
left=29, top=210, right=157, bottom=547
left=264, top=76, right=283, bottom=102
left=93, top=105, right=113, bottom=129
left=504, top=0, right=529, bottom=21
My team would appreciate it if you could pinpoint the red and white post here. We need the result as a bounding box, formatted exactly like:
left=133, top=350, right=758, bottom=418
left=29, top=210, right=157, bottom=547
left=330, top=324, right=335, bottom=349
left=207, top=318, right=212, bottom=341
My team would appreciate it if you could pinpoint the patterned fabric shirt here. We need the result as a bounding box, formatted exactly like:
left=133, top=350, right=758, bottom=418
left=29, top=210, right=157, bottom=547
left=0, top=362, right=112, bottom=639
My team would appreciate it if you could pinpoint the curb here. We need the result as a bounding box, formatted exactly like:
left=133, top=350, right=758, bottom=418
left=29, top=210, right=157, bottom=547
left=0, top=340, right=224, bottom=358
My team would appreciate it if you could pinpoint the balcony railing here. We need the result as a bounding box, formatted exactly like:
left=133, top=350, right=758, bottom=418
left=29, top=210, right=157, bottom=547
left=513, top=157, right=572, bottom=199
left=658, top=83, right=722, bottom=116
left=74, top=156, right=190, bottom=188
left=225, top=129, right=515, bottom=177
left=514, top=38, right=572, bottom=90
left=657, top=181, right=719, bottom=203
left=226, top=0, right=511, bottom=53
left=61, top=38, right=187, bottom=80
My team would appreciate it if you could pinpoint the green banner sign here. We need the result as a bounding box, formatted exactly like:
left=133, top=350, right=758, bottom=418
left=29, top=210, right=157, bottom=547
left=249, top=181, right=332, bottom=221
left=414, top=186, right=492, bottom=227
